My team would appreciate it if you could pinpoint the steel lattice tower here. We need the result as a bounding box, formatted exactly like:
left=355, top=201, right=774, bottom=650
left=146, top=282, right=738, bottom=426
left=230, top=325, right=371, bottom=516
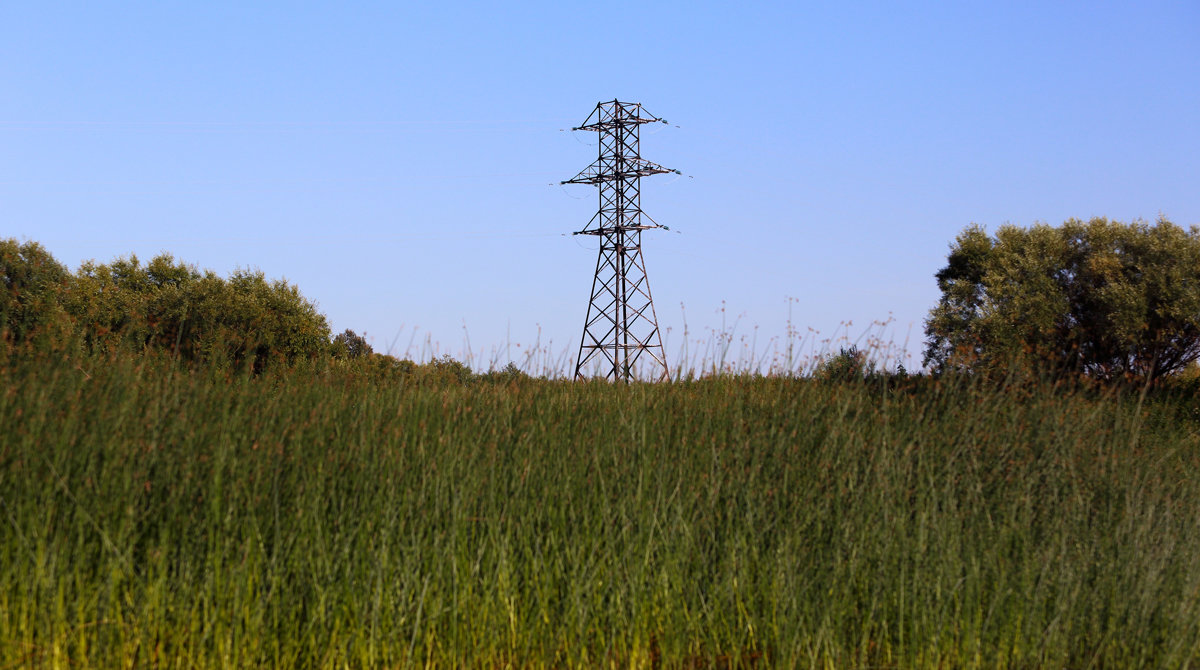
left=563, top=100, right=673, bottom=382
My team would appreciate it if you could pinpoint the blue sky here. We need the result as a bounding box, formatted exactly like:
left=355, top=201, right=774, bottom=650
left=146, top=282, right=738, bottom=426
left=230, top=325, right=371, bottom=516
left=3, top=2, right=1197, bottom=372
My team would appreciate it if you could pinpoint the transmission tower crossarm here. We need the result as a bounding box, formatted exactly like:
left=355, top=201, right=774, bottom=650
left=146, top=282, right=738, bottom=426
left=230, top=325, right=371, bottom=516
left=572, top=99, right=668, bottom=132
left=561, top=158, right=673, bottom=185
left=573, top=224, right=659, bottom=236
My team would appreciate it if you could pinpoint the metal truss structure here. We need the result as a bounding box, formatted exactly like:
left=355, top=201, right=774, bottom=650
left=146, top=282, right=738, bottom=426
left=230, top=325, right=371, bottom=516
left=563, top=100, right=673, bottom=382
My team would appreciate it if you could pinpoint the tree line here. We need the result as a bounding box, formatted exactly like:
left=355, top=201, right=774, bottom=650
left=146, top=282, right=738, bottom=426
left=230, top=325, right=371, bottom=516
left=0, top=239, right=541, bottom=384
left=5, top=215, right=1200, bottom=383
left=1, top=241, right=329, bottom=370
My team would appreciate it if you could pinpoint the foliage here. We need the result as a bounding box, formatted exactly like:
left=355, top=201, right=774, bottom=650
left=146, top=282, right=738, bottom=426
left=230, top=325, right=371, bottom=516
left=0, top=239, right=72, bottom=349
left=4, top=236, right=1200, bottom=665
left=421, top=352, right=475, bottom=385
left=360, top=352, right=418, bottom=378
left=3, top=351, right=1200, bottom=667
left=331, top=328, right=373, bottom=359
left=477, top=361, right=532, bottom=384
left=1, top=240, right=333, bottom=372
left=925, top=217, right=1200, bottom=381
left=66, top=254, right=331, bottom=370
left=812, top=345, right=875, bottom=381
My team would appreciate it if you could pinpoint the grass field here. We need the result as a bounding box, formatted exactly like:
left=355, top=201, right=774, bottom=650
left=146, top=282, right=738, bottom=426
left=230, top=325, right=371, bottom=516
left=3, top=352, right=1200, bottom=667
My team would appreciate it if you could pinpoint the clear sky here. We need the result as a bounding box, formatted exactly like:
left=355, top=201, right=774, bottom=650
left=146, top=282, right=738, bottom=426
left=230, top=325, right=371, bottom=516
left=4, top=2, right=1197, bottom=372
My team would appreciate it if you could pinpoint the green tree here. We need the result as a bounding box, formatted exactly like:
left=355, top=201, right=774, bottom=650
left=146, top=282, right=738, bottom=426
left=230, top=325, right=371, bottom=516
left=924, top=217, right=1200, bottom=381
left=813, top=346, right=875, bottom=382
left=0, top=239, right=71, bottom=348
left=422, top=354, right=474, bottom=385
left=332, top=329, right=373, bottom=359
left=64, top=253, right=331, bottom=370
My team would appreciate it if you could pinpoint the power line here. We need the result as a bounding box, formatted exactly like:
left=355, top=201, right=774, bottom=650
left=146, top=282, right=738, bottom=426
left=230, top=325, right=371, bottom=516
left=0, top=119, right=567, bottom=127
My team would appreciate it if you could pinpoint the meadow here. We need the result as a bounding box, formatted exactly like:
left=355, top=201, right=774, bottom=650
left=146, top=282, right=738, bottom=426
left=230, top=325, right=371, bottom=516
left=3, top=351, right=1200, bottom=668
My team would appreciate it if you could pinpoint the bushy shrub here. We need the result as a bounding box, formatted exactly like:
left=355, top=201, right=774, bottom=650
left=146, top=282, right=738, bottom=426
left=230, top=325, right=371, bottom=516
left=813, top=346, right=875, bottom=382
left=2, top=241, right=334, bottom=372
left=332, top=329, right=373, bottom=359
left=0, top=239, right=72, bottom=349
left=422, top=354, right=475, bottom=385
left=477, top=361, right=531, bottom=385
left=64, top=254, right=330, bottom=371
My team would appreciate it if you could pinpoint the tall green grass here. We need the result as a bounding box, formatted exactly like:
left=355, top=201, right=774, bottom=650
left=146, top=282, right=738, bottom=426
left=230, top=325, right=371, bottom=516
left=2, top=353, right=1200, bottom=667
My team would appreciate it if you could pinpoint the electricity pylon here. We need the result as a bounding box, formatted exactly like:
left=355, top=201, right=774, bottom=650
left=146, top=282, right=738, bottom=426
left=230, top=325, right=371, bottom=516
left=563, top=100, right=673, bottom=382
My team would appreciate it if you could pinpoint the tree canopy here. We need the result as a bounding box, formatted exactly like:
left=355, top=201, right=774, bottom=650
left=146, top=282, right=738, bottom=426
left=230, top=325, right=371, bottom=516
left=924, top=217, right=1200, bottom=381
left=0, top=239, right=72, bottom=347
left=1, top=241, right=332, bottom=370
